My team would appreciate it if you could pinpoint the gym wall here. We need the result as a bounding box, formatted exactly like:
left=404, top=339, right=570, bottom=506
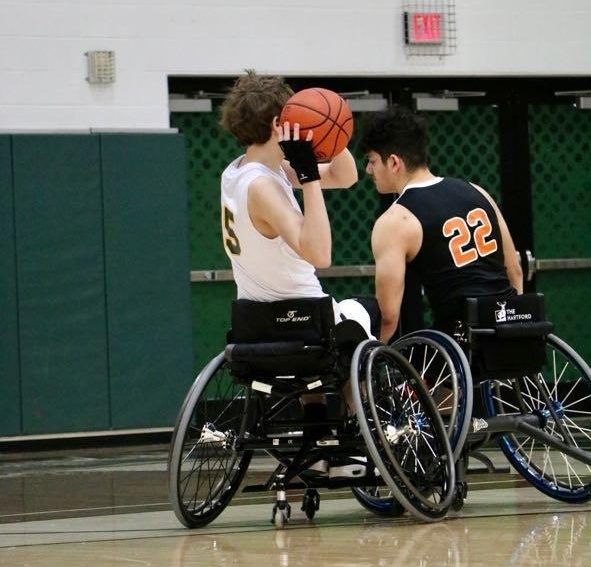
left=1, top=1, right=591, bottom=129
left=0, top=134, right=193, bottom=437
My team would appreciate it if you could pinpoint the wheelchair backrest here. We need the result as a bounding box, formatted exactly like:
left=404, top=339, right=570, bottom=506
left=464, top=293, right=553, bottom=379
left=226, top=296, right=337, bottom=378
left=229, top=296, right=335, bottom=343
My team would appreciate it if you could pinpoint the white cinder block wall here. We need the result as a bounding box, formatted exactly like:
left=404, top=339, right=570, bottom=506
left=0, top=0, right=590, bottom=130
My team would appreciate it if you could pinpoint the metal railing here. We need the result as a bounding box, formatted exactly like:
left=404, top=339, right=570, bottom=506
left=190, top=257, right=591, bottom=284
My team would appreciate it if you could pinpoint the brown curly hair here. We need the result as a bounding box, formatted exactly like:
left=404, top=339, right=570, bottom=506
left=220, top=70, right=294, bottom=146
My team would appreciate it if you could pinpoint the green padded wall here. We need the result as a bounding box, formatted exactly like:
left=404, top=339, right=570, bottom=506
left=529, top=105, right=591, bottom=362
left=427, top=106, right=501, bottom=203
left=13, top=135, right=109, bottom=434
left=101, top=135, right=193, bottom=428
left=0, top=136, right=21, bottom=435
left=173, top=105, right=502, bottom=370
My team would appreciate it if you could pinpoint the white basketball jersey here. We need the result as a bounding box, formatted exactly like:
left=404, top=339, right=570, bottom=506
left=220, top=156, right=325, bottom=301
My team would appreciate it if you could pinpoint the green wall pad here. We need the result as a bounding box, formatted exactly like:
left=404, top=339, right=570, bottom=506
left=529, top=105, right=591, bottom=367
left=101, top=135, right=193, bottom=428
left=13, top=135, right=109, bottom=434
left=0, top=136, right=21, bottom=435
left=530, top=105, right=591, bottom=259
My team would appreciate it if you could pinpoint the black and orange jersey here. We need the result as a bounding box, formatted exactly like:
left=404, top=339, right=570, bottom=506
left=396, top=177, right=515, bottom=328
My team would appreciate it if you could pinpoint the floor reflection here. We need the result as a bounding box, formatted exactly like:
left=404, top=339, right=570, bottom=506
left=164, top=511, right=591, bottom=567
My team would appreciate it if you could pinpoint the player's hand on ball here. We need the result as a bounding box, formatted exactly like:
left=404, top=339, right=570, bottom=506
left=277, top=120, right=320, bottom=184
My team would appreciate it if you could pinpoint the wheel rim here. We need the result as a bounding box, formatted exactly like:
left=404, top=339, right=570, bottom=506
left=351, top=486, right=404, bottom=516
left=353, top=344, right=454, bottom=520
left=484, top=335, right=591, bottom=501
left=365, top=347, right=453, bottom=511
left=350, top=341, right=404, bottom=517
left=170, top=356, right=253, bottom=526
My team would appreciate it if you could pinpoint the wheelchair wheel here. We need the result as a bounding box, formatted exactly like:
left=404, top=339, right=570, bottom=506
left=394, top=330, right=473, bottom=462
left=483, top=334, right=591, bottom=503
left=351, top=486, right=405, bottom=517
left=349, top=341, right=405, bottom=517
left=168, top=352, right=255, bottom=528
left=352, top=343, right=455, bottom=522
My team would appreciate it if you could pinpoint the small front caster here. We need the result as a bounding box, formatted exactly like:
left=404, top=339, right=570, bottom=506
left=301, top=488, right=320, bottom=519
left=272, top=501, right=291, bottom=529
left=452, top=482, right=468, bottom=511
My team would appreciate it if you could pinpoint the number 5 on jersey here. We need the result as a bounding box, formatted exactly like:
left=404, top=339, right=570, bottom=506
left=442, top=207, right=498, bottom=268
left=223, top=206, right=241, bottom=255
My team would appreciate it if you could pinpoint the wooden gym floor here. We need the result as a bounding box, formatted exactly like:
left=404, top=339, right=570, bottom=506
left=1, top=443, right=590, bottom=566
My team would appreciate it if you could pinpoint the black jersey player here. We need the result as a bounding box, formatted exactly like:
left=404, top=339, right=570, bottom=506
left=360, top=106, right=523, bottom=343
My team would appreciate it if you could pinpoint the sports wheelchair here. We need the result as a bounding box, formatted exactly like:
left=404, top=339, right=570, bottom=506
left=168, top=296, right=456, bottom=528
left=390, top=292, right=591, bottom=512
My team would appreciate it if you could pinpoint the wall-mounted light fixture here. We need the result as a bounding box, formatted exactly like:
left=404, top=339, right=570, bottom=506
left=412, top=90, right=485, bottom=112
left=85, top=51, right=116, bottom=84
left=413, top=92, right=458, bottom=111
left=340, top=91, right=388, bottom=112
left=169, top=98, right=213, bottom=112
left=555, top=90, right=591, bottom=110
left=169, top=94, right=213, bottom=113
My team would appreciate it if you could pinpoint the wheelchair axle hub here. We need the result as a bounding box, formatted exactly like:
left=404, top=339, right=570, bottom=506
left=385, top=417, right=420, bottom=444
left=549, top=400, right=565, bottom=419
left=198, top=423, right=233, bottom=448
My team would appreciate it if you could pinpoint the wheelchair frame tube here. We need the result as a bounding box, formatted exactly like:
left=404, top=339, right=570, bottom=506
left=469, top=414, right=591, bottom=466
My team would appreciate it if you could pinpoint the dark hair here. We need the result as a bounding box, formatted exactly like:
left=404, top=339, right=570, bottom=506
left=219, top=70, right=294, bottom=146
left=360, top=105, right=428, bottom=170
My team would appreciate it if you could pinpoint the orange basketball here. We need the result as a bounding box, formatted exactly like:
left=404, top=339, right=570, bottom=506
left=279, top=88, right=353, bottom=161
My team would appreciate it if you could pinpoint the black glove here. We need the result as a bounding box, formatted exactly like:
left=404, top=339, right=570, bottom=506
left=279, top=140, right=320, bottom=184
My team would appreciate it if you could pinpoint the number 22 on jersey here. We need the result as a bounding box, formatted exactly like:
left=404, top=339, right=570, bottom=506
left=442, top=207, right=498, bottom=268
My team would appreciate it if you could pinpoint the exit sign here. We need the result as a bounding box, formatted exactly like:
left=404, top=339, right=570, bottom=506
left=404, top=12, right=443, bottom=45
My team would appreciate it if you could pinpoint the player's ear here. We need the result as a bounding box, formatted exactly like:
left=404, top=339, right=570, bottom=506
left=271, top=116, right=281, bottom=139
left=388, top=154, right=401, bottom=172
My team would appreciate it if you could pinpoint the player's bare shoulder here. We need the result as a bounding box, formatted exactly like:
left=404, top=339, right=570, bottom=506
left=248, top=174, right=287, bottom=204
left=372, top=202, right=422, bottom=260
left=376, top=202, right=421, bottom=233
left=247, top=174, right=293, bottom=233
